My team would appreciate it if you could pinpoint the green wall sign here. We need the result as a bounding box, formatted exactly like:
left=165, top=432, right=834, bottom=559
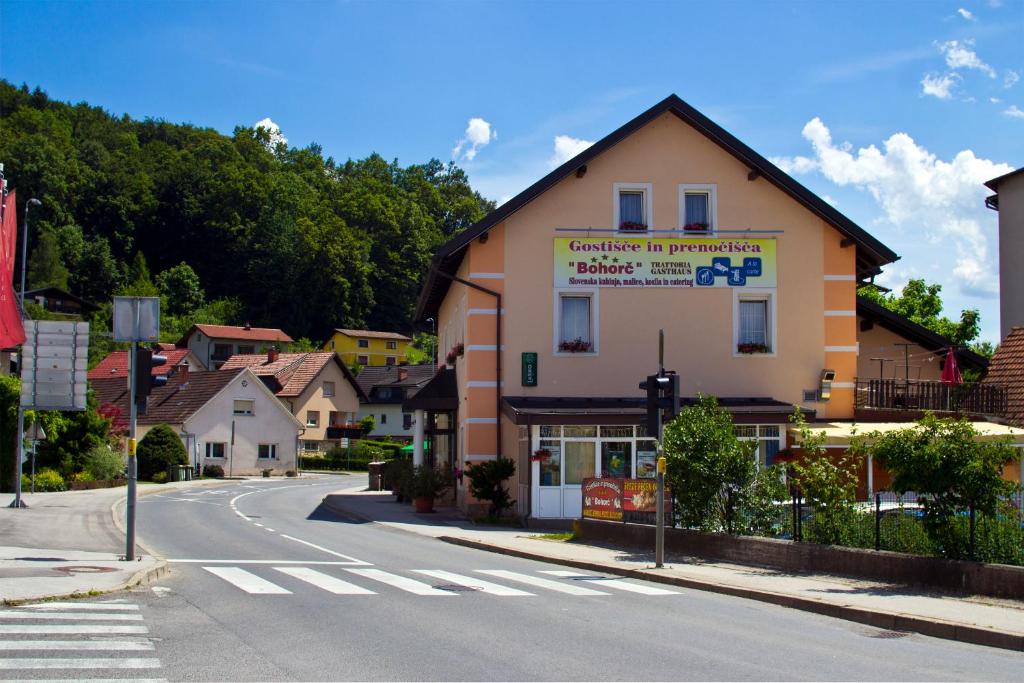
left=521, top=352, right=538, bottom=387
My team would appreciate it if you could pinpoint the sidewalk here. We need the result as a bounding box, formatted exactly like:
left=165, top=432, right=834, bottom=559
left=0, top=478, right=230, bottom=604
left=324, top=485, right=1024, bottom=652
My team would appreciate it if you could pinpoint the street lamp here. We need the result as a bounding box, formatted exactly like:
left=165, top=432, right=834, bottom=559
left=20, top=198, right=41, bottom=307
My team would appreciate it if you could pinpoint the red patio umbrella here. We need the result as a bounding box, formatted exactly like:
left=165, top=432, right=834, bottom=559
left=941, top=348, right=963, bottom=385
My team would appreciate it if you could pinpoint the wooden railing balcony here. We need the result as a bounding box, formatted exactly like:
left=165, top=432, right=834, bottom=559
left=855, top=379, right=1007, bottom=415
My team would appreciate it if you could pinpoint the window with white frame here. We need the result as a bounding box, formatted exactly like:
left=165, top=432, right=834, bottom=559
left=386, top=340, right=397, bottom=350
left=205, top=442, right=226, bottom=459
left=306, top=410, right=320, bottom=427
left=233, top=399, right=254, bottom=416
left=258, top=444, right=278, bottom=459
left=735, top=425, right=783, bottom=468
left=613, top=183, right=652, bottom=231
left=302, top=440, right=321, bottom=452
left=323, top=381, right=335, bottom=397
left=679, top=184, right=717, bottom=233
left=557, top=293, right=594, bottom=353
left=734, top=292, right=773, bottom=354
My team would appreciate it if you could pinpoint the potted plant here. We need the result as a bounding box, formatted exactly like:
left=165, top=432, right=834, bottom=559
left=558, top=338, right=592, bottom=353
left=455, top=342, right=465, bottom=357
left=387, top=458, right=413, bottom=502
left=531, top=448, right=552, bottom=462
left=683, top=222, right=709, bottom=232
left=619, top=221, right=647, bottom=232
left=409, top=464, right=450, bottom=513
left=737, top=342, right=769, bottom=354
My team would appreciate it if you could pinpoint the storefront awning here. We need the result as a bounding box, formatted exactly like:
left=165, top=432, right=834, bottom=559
left=789, top=420, right=1024, bottom=447
left=402, top=368, right=458, bottom=411
left=502, top=396, right=805, bottom=426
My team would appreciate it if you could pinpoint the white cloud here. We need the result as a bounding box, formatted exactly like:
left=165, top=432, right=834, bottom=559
left=990, top=97, right=1002, bottom=103
left=1004, top=70, right=1020, bottom=89
left=921, top=72, right=960, bottom=99
left=937, top=39, right=997, bottom=78
left=253, top=117, right=287, bottom=149
left=770, top=155, right=819, bottom=174
left=452, top=117, right=496, bottom=161
left=775, top=117, right=1012, bottom=301
left=956, top=8, right=976, bottom=20
left=549, top=135, right=594, bottom=168
left=821, top=194, right=839, bottom=207
left=1004, top=105, right=1024, bottom=118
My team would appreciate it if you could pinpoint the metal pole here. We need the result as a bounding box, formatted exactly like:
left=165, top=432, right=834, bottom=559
left=12, top=406, right=24, bottom=508
left=30, top=439, right=35, bottom=494
left=126, top=300, right=139, bottom=561
left=20, top=199, right=39, bottom=309
left=655, top=454, right=665, bottom=568
left=875, top=493, right=881, bottom=551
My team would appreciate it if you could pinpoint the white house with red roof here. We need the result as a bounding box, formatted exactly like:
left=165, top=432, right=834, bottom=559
left=177, top=323, right=294, bottom=370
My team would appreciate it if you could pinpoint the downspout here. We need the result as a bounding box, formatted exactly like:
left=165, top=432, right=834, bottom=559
left=428, top=266, right=503, bottom=461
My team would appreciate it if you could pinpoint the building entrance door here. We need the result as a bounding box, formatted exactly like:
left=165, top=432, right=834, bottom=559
left=561, top=441, right=596, bottom=518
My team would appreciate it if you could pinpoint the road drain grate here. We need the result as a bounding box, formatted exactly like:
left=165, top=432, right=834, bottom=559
left=869, top=630, right=910, bottom=639
left=433, top=584, right=482, bottom=593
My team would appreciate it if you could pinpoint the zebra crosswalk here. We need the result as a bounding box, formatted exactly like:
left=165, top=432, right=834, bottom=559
left=0, top=599, right=163, bottom=682
left=197, top=564, right=681, bottom=599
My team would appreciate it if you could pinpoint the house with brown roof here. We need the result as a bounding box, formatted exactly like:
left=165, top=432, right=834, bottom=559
left=88, top=347, right=206, bottom=382
left=353, top=364, right=437, bottom=442
left=323, top=329, right=413, bottom=367
left=178, top=323, right=294, bottom=370
left=986, top=328, right=1024, bottom=429
left=219, top=350, right=366, bottom=453
left=92, top=367, right=303, bottom=475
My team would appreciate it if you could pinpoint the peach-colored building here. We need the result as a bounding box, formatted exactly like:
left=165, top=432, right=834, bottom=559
left=410, top=95, right=1010, bottom=519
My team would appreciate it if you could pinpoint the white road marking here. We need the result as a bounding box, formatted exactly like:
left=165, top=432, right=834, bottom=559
left=0, top=625, right=149, bottom=635
left=0, top=640, right=154, bottom=651
left=413, top=570, right=535, bottom=596
left=253, top=523, right=264, bottom=527
left=0, top=613, right=143, bottom=622
left=17, top=603, right=138, bottom=611
left=476, top=570, right=610, bottom=596
left=278, top=535, right=370, bottom=565
left=0, top=657, right=161, bottom=669
left=344, top=569, right=456, bottom=596
left=264, top=528, right=275, bottom=532
left=169, top=559, right=365, bottom=565
left=1, top=680, right=167, bottom=683
left=273, top=567, right=376, bottom=595
left=539, top=570, right=680, bottom=595
left=202, top=567, right=291, bottom=594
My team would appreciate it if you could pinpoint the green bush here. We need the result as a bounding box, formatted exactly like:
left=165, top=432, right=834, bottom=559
left=202, top=464, right=224, bottom=478
left=136, top=424, right=187, bottom=481
left=83, top=445, right=125, bottom=481
left=152, top=471, right=169, bottom=484
left=355, top=440, right=403, bottom=459
left=30, top=468, right=66, bottom=492
left=408, top=464, right=451, bottom=499
left=465, top=458, right=516, bottom=518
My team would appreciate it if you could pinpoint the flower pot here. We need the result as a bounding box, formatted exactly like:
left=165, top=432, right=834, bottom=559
left=413, top=496, right=435, bottom=513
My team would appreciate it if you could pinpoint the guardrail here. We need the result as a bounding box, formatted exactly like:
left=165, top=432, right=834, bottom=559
left=855, top=379, right=1007, bottom=414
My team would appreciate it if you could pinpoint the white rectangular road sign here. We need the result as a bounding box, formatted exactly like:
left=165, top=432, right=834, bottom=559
left=20, top=320, right=90, bottom=411
left=112, top=297, right=160, bottom=342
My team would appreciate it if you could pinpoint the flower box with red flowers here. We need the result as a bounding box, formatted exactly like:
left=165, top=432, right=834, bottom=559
left=618, top=221, right=648, bottom=232
left=558, top=338, right=592, bottom=353
left=531, top=448, right=552, bottom=462
left=683, top=222, right=709, bottom=233
left=736, top=343, right=769, bottom=354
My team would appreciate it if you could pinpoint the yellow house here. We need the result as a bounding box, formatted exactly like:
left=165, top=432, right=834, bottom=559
left=323, top=329, right=413, bottom=367
left=408, top=94, right=1017, bottom=520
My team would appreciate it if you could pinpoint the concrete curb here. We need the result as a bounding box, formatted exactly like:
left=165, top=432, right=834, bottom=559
left=439, top=535, right=1024, bottom=653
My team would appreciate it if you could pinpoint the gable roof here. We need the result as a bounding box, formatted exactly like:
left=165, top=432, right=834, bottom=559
left=984, top=166, right=1024, bottom=191
left=415, top=94, right=899, bottom=324
left=983, top=327, right=1024, bottom=428
left=88, top=348, right=195, bottom=381
left=353, top=364, right=437, bottom=399
left=92, top=369, right=243, bottom=433
left=176, top=324, right=293, bottom=347
left=219, top=351, right=367, bottom=401
left=333, top=329, right=412, bottom=341
left=24, top=287, right=99, bottom=313
left=856, top=296, right=989, bottom=372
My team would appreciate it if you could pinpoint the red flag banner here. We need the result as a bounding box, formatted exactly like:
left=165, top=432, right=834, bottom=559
left=0, top=187, right=26, bottom=349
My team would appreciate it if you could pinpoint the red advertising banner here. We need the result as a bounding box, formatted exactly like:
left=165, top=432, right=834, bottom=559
left=0, top=186, right=26, bottom=350
left=582, top=478, right=623, bottom=521
left=623, top=478, right=672, bottom=514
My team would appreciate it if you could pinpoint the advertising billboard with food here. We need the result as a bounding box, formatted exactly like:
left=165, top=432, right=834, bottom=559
left=581, top=478, right=623, bottom=521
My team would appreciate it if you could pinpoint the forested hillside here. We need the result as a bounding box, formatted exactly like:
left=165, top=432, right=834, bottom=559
left=0, top=81, right=494, bottom=344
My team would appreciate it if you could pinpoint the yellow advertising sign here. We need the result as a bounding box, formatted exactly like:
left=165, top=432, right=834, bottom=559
left=554, top=237, right=776, bottom=288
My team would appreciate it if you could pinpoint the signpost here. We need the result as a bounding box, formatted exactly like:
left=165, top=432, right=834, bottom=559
left=14, top=320, right=89, bottom=508
left=113, top=296, right=160, bottom=562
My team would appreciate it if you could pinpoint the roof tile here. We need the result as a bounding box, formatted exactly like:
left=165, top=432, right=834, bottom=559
left=983, top=327, right=1024, bottom=428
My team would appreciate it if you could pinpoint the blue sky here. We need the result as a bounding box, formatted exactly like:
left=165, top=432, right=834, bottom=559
left=2, top=0, right=1022, bottom=343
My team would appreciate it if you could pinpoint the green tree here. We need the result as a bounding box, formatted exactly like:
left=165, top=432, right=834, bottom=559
left=0, top=376, right=21, bottom=492
left=136, top=424, right=187, bottom=481
left=27, top=228, right=70, bottom=291
left=869, top=414, right=1020, bottom=559
left=156, top=262, right=205, bottom=316
left=358, top=415, right=376, bottom=435
left=858, top=279, right=981, bottom=346
left=34, top=394, right=114, bottom=478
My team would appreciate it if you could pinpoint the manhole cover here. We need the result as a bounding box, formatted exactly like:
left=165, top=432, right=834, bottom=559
left=433, top=584, right=482, bottom=593
left=53, top=566, right=118, bottom=575
left=868, top=630, right=910, bottom=639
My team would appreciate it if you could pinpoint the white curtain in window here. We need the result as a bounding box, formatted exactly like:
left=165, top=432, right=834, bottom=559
left=560, top=296, right=591, bottom=342
left=685, top=193, right=709, bottom=227
left=619, top=192, right=644, bottom=225
left=739, top=300, right=767, bottom=345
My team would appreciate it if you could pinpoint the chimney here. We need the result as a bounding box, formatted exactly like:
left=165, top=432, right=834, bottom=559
left=397, top=367, right=408, bottom=382
left=244, top=321, right=252, bottom=331
left=178, top=364, right=189, bottom=383
left=268, top=347, right=279, bottom=364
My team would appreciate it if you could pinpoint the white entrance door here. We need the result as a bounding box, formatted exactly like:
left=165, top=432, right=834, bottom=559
left=535, top=445, right=562, bottom=518
left=561, top=441, right=596, bottom=518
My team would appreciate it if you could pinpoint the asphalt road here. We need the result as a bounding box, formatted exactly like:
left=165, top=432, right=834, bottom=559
left=5, top=475, right=1022, bottom=682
